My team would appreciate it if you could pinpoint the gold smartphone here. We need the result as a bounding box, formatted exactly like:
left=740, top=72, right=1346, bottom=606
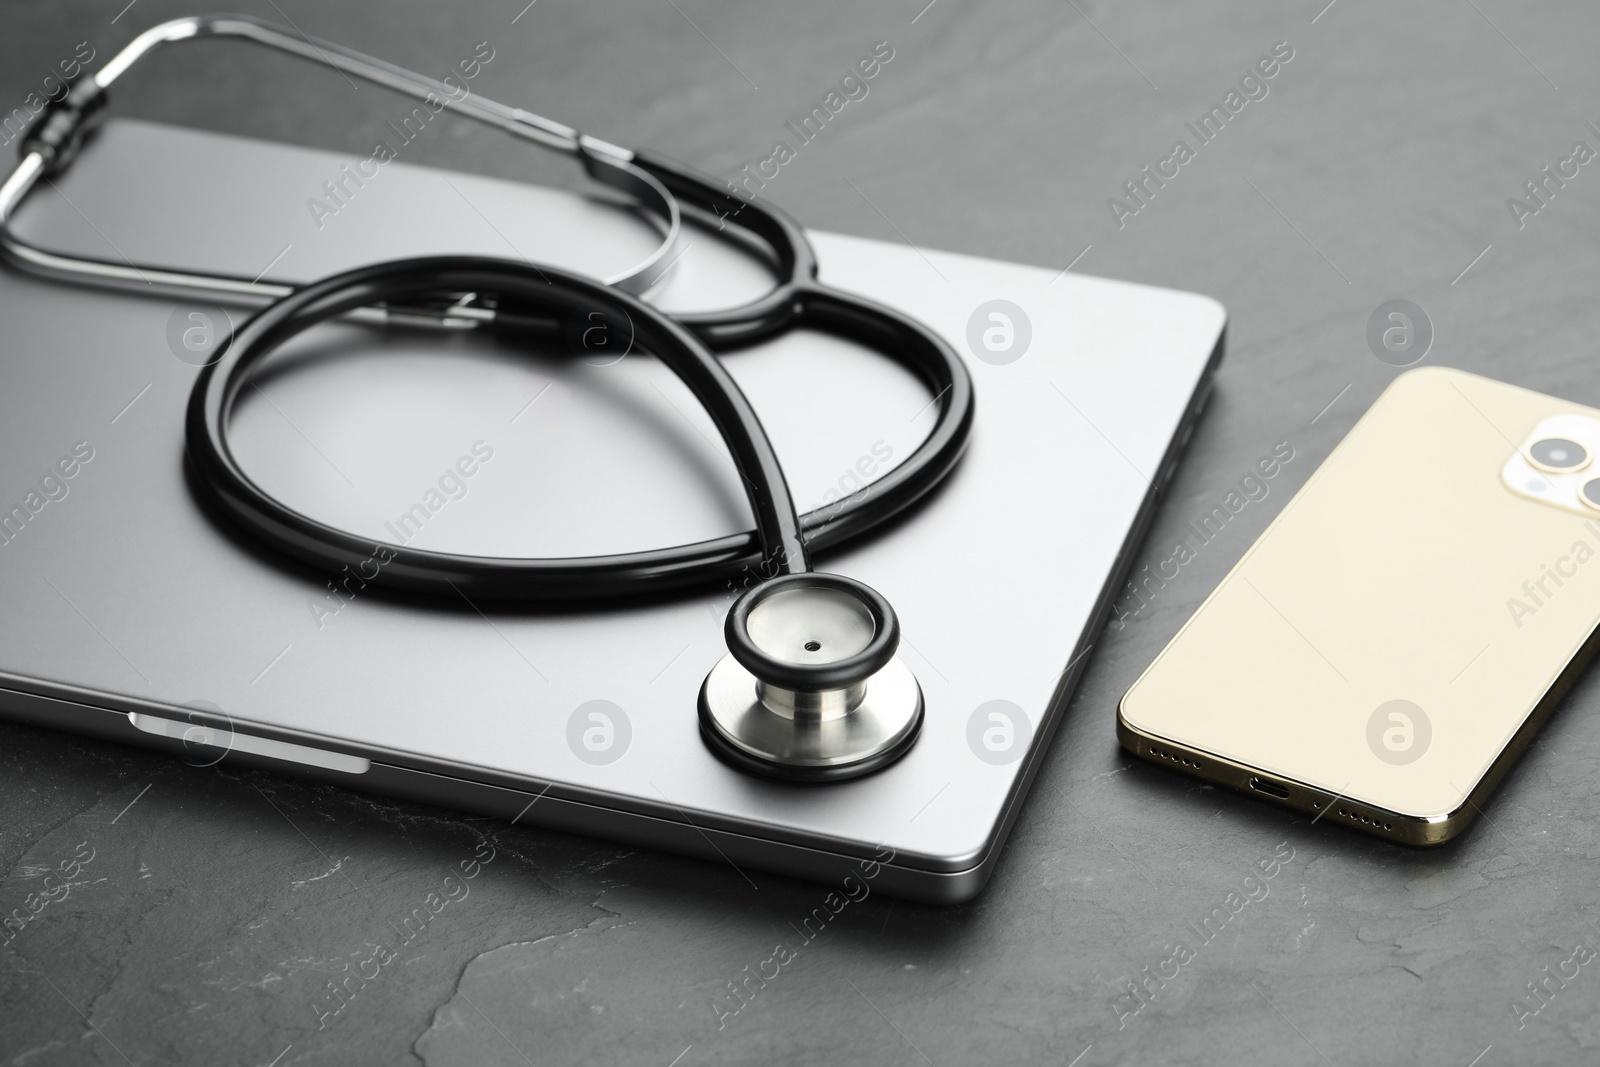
left=1119, top=366, right=1600, bottom=844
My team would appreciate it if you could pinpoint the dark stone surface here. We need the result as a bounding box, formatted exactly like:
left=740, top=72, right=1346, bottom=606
left=5, top=0, right=1600, bottom=1064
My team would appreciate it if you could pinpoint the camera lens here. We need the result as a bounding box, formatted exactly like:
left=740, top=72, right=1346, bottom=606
left=1581, top=479, right=1600, bottom=511
left=1527, top=437, right=1591, bottom=473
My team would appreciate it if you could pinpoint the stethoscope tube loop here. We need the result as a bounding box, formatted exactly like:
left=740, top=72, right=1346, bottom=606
left=174, top=152, right=977, bottom=605
left=187, top=256, right=813, bottom=600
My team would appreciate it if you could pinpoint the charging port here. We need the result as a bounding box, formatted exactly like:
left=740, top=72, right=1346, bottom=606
left=1248, top=777, right=1290, bottom=800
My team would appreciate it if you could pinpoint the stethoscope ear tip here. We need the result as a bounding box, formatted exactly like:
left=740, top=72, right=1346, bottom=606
left=700, top=572, right=923, bottom=781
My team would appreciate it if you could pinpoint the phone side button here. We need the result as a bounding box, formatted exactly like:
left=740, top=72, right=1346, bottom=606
left=127, top=713, right=371, bottom=774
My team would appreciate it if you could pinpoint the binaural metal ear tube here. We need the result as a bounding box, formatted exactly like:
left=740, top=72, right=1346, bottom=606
left=0, top=13, right=680, bottom=305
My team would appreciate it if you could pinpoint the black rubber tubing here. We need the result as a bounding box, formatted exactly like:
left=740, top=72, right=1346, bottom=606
left=185, top=253, right=974, bottom=603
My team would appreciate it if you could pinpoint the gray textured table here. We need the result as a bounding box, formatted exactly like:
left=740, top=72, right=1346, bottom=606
left=4, top=1, right=1599, bottom=1064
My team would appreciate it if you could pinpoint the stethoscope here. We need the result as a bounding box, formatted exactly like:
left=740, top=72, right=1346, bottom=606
left=0, top=15, right=975, bottom=782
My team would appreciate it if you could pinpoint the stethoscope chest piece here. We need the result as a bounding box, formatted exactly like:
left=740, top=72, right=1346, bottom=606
left=699, top=573, right=923, bottom=781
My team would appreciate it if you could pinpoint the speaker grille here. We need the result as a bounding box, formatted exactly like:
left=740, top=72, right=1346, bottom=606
left=1145, top=743, right=1201, bottom=770
left=1335, top=806, right=1395, bottom=834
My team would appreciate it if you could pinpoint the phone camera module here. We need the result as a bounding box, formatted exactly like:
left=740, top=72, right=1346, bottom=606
left=1527, top=437, right=1591, bottom=473
left=1580, top=478, right=1600, bottom=511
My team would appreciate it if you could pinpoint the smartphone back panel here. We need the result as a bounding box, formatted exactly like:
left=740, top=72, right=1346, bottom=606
left=1121, top=366, right=1600, bottom=838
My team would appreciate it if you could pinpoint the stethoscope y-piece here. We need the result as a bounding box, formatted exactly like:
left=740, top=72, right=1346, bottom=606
left=1, top=14, right=975, bottom=783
